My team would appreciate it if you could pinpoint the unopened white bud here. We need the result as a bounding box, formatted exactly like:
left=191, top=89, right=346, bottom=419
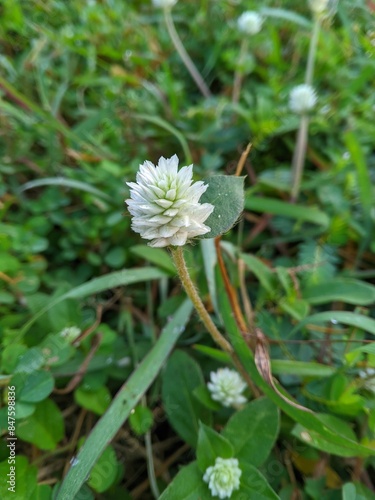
left=237, top=11, right=263, bottom=36
left=289, top=84, right=317, bottom=114
left=152, top=0, right=178, bottom=8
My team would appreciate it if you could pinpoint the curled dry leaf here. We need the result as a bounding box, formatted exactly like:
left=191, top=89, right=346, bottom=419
left=254, top=329, right=313, bottom=413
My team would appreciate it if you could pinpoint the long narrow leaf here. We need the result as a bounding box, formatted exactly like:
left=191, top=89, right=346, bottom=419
left=56, top=300, right=193, bottom=500
left=21, top=268, right=167, bottom=336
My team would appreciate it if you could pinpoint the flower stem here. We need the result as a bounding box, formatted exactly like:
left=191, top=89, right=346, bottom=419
left=290, top=114, right=309, bottom=202
left=290, top=18, right=320, bottom=201
left=232, top=39, right=249, bottom=104
left=171, top=246, right=232, bottom=353
left=163, top=8, right=212, bottom=99
left=170, top=246, right=260, bottom=395
left=305, top=18, right=320, bottom=85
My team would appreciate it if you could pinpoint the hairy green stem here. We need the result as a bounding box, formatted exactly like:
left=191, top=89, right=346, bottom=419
left=171, top=246, right=262, bottom=396
left=291, top=115, right=309, bottom=202
left=171, top=246, right=232, bottom=352
left=290, top=17, right=320, bottom=201
left=305, top=18, right=320, bottom=85
left=163, top=8, right=212, bottom=99
left=232, top=39, right=249, bottom=104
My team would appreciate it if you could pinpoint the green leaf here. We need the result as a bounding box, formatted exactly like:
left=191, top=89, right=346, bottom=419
left=16, top=370, right=54, bottom=403
left=245, top=196, right=329, bottom=230
left=222, top=398, right=279, bottom=467
left=271, top=360, right=335, bottom=378
left=56, top=300, right=192, bottom=500
left=19, top=177, right=112, bottom=202
left=215, top=269, right=375, bottom=458
left=74, top=386, right=111, bottom=416
left=291, top=311, right=375, bottom=336
left=162, top=350, right=212, bottom=447
left=21, top=267, right=167, bottom=336
left=232, top=463, right=279, bottom=499
left=16, top=399, right=64, bottom=450
left=260, top=7, right=312, bottom=28
left=193, top=344, right=231, bottom=364
left=87, top=445, right=119, bottom=493
left=130, top=245, right=175, bottom=274
left=292, top=413, right=363, bottom=457
left=129, top=405, right=154, bottom=435
left=240, top=254, right=275, bottom=293
left=159, top=462, right=209, bottom=500
left=193, top=385, right=222, bottom=411
left=0, top=456, right=38, bottom=500
left=303, top=278, right=375, bottom=305
left=199, top=176, right=245, bottom=239
left=196, top=423, right=234, bottom=472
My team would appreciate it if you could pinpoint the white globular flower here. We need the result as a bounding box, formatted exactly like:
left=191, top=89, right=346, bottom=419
left=289, top=84, right=318, bottom=114
left=152, top=0, right=178, bottom=8
left=237, top=11, right=263, bottom=35
left=207, top=368, right=247, bottom=407
left=203, top=457, right=242, bottom=499
left=125, top=155, right=214, bottom=248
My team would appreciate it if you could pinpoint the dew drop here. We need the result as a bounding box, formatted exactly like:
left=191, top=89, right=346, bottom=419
left=330, top=318, right=338, bottom=324
left=70, top=457, right=80, bottom=467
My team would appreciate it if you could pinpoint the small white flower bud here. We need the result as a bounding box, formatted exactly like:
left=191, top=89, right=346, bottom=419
left=126, top=155, right=214, bottom=248
left=60, top=326, right=81, bottom=343
left=203, top=457, right=242, bottom=499
left=309, top=0, right=330, bottom=15
left=207, top=368, right=247, bottom=408
left=289, top=84, right=317, bottom=114
left=237, top=11, right=263, bottom=36
left=152, top=0, right=178, bottom=8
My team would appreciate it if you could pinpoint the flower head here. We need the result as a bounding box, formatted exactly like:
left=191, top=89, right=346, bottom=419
left=203, top=457, right=242, bottom=499
left=237, top=11, right=263, bottom=35
left=289, top=84, right=317, bottom=114
left=152, top=0, right=178, bottom=8
left=207, top=368, right=247, bottom=407
left=126, top=155, right=214, bottom=248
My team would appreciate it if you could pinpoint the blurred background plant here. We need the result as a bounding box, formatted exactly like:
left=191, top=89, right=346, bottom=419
left=0, top=0, right=375, bottom=498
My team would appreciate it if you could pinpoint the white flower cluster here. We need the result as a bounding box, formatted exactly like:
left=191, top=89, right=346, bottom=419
left=152, top=0, right=178, bottom=8
left=126, top=155, right=214, bottom=247
left=207, top=368, right=247, bottom=407
left=203, top=457, right=242, bottom=499
left=289, top=84, right=317, bottom=114
left=237, top=11, right=263, bottom=35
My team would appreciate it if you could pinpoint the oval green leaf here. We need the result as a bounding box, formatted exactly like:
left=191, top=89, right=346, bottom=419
left=199, top=176, right=245, bottom=239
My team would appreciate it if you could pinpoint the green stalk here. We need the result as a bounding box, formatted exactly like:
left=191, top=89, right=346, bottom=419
left=232, top=39, right=249, bottom=104
left=170, top=247, right=232, bottom=353
left=290, top=17, right=320, bottom=201
left=163, top=7, right=212, bottom=98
